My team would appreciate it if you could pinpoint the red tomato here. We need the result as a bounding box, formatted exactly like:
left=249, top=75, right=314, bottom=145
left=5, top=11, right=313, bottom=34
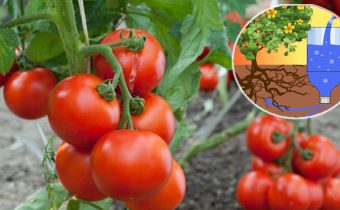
left=48, top=74, right=120, bottom=148
left=93, top=29, right=165, bottom=95
left=251, top=156, right=283, bottom=176
left=225, top=11, right=246, bottom=26
left=293, top=135, right=338, bottom=180
left=199, top=63, right=218, bottom=91
left=268, top=173, right=310, bottom=210
left=247, top=115, right=293, bottom=161
left=124, top=160, right=186, bottom=210
left=197, top=46, right=210, bottom=61
left=237, top=171, right=272, bottom=210
left=91, top=130, right=173, bottom=201
left=132, top=93, right=176, bottom=145
left=306, top=180, right=324, bottom=210
left=331, top=150, right=340, bottom=178
left=56, top=142, right=106, bottom=201
left=321, top=178, right=340, bottom=210
left=4, top=68, right=57, bottom=119
left=0, top=63, right=18, bottom=87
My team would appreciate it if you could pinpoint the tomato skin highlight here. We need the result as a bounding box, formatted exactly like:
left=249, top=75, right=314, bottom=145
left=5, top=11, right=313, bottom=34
left=236, top=171, right=272, bottom=210
left=48, top=74, right=120, bottom=148
left=268, top=173, right=310, bottom=210
left=4, top=68, right=57, bottom=119
left=321, top=178, right=340, bottom=210
left=132, top=93, right=176, bottom=145
left=93, top=29, right=165, bottom=95
left=56, top=142, right=106, bottom=201
left=0, top=63, right=18, bottom=87
left=199, top=63, right=218, bottom=91
left=91, top=130, right=173, bottom=201
left=251, top=156, right=283, bottom=176
left=293, top=135, right=338, bottom=180
left=247, top=115, right=292, bottom=162
left=124, top=160, right=186, bottom=210
left=306, top=179, right=324, bottom=210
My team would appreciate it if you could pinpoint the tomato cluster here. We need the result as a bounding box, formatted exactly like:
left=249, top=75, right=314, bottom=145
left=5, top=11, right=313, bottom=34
left=53, top=29, right=185, bottom=210
left=237, top=115, right=340, bottom=210
left=1, top=29, right=185, bottom=209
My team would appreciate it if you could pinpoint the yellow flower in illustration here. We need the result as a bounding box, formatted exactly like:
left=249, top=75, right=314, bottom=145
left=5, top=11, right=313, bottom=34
left=267, top=9, right=278, bottom=19
left=284, top=23, right=295, bottom=34
left=296, top=19, right=304, bottom=25
left=282, top=6, right=287, bottom=9
left=297, top=6, right=305, bottom=10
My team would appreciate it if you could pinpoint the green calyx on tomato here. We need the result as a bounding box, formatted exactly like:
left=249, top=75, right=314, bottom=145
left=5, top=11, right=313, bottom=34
left=120, top=30, right=147, bottom=52
left=130, top=96, right=145, bottom=115
left=96, top=79, right=118, bottom=102
left=272, top=131, right=286, bottom=144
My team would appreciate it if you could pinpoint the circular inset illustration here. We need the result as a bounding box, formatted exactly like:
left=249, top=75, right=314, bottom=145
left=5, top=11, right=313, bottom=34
left=233, top=5, right=340, bottom=118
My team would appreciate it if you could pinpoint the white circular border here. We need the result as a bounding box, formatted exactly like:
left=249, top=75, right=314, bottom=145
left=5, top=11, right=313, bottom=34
left=232, top=4, right=340, bottom=120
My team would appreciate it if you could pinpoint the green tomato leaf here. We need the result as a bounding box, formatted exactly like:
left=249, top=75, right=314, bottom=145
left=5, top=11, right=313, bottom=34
left=14, top=184, right=68, bottom=210
left=26, top=31, right=64, bottom=63
left=193, top=0, right=224, bottom=31
left=222, top=0, right=257, bottom=17
left=0, top=28, right=18, bottom=75
left=170, top=120, right=196, bottom=153
left=79, top=199, right=112, bottom=210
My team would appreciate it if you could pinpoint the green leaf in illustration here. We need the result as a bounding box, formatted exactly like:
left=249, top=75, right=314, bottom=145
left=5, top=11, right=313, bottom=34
left=26, top=31, right=64, bottom=63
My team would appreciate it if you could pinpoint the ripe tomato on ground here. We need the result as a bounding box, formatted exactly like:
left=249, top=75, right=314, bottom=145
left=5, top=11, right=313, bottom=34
left=93, top=29, right=165, bottom=95
left=199, top=63, right=218, bottom=91
left=247, top=115, right=293, bottom=161
left=251, top=156, right=283, bottom=176
left=91, top=130, right=173, bottom=201
left=48, top=74, right=120, bottom=148
left=236, top=171, right=272, bottom=210
left=132, top=93, right=176, bottom=145
left=4, top=68, right=57, bottom=119
left=306, top=180, right=324, bottom=210
left=268, top=173, right=310, bottom=210
left=124, top=160, right=186, bottom=210
left=0, top=63, right=18, bottom=87
left=322, top=178, right=340, bottom=210
left=56, top=142, right=106, bottom=201
left=293, top=135, right=338, bottom=180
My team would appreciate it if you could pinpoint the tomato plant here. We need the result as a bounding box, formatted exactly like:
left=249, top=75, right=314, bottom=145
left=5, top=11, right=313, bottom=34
left=91, top=130, right=173, bottom=201
left=4, top=68, right=57, bottom=119
left=268, top=173, right=310, bottom=210
left=131, top=93, right=176, bottom=144
left=199, top=63, right=218, bottom=91
left=247, top=115, right=293, bottom=161
left=48, top=74, right=121, bottom=148
left=55, top=142, right=106, bottom=201
left=293, top=135, right=338, bottom=180
left=124, top=160, right=186, bottom=210
left=237, top=171, right=272, bottom=210
left=93, top=29, right=165, bottom=95
left=322, top=178, right=340, bottom=210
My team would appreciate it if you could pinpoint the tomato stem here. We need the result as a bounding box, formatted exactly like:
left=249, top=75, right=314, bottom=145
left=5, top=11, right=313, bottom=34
left=81, top=45, right=134, bottom=130
left=179, top=110, right=257, bottom=167
left=0, top=9, right=54, bottom=29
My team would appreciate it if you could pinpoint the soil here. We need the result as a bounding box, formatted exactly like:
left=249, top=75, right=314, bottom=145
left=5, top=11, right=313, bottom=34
left=1, top=85, right=339, bottom=210
left=234, top=64, right=340, bottom=118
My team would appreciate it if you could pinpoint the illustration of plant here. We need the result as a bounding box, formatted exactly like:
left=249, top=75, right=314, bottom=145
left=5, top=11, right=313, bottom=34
left=237, top=6, right=313, bottom=110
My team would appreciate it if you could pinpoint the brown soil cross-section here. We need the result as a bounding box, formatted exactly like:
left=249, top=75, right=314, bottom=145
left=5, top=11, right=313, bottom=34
left=235, top=65, right=340, bottom=118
